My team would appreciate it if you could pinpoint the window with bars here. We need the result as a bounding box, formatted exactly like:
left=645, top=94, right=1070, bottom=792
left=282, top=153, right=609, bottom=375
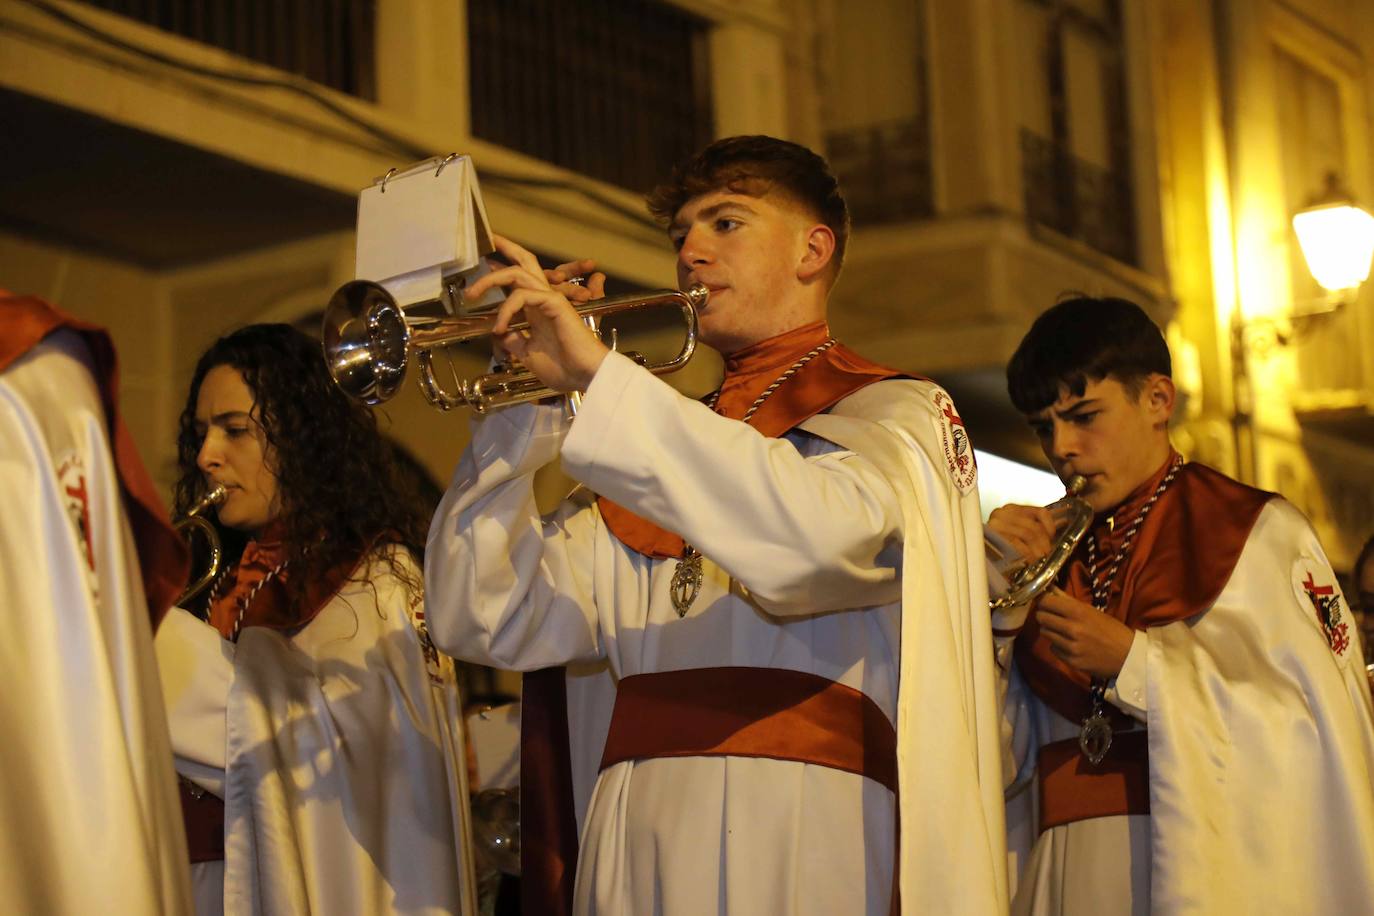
left=75, top=0, right=377, bottom=99
left=826, top=119, right=933, bottom=226
left=467, top=0, right=713, bottom=194
left=1015, top=0, right=1136, bottom=266
left=822, top=0, right=932, bottom=225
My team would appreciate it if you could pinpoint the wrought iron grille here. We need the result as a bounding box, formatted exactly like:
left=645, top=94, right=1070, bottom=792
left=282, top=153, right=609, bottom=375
left=467, top=0, right=713, bottom=194
left=825, top=118, right=933, bottom=226
left=76, top=0, right=377, bottom=99
left=1021, top=128, right=1136, bottom=265
left=1017, top=0, right=1136, bottom=265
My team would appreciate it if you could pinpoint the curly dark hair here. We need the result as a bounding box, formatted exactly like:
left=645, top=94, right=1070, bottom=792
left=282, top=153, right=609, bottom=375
left=173, top=323, right=430, bottom=612
left=645, top=135, right=851, bottom=278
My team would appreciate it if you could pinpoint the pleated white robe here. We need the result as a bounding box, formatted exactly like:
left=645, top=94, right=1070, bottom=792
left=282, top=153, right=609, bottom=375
left=427, top=351, right=1006, bottom=915
left=156, top=549, right=478, bottom=916
left=0, top=331, right=192, bottom=914
left=998, top=498, right=1374, bottom=915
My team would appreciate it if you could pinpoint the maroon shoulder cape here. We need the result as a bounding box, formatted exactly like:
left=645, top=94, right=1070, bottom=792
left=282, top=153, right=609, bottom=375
left=1015, top=458, right=1276, bottom=723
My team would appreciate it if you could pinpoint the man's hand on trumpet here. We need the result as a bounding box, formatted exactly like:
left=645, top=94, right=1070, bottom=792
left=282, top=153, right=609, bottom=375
left=464, top=234, right=610, bottom=393
left=546, top=258, right=606, bottom=305
left=987, top=502, right=1134, bottom=679
left=987, top=503, right=1057, bottom=567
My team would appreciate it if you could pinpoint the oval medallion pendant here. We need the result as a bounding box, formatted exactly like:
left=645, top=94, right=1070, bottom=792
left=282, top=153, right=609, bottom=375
left=670, top=548, right=703, bottom=618
left=1079, top=711, right=1114, bottom=766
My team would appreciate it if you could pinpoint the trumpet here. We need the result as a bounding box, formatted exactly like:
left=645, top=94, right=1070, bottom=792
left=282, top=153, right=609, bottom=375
left=989, top=475, right=1092, bottom=612
left=174, top=484, right=227, bottom=606
left=321, top=279, right=708, bottom=412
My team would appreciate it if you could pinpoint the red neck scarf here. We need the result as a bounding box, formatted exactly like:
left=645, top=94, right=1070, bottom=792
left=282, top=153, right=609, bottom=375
left=1015, top=454, right=1276, bottom=722
left=206, top=523, right=360, bottom=639
left=597, top=321, right=906, bottom=558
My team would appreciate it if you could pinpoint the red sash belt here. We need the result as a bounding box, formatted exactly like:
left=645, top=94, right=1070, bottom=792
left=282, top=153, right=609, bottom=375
left=599, top=666, right=898, bottom=793
left=1037, top=729, right=1150, bottom=833
left=179, top=780, right=226, bottom=863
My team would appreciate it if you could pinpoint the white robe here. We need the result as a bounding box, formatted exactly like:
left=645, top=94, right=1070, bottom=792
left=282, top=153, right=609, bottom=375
left=426, top=350, right=1006, bottom=915
left=997, top=497, right=1374, bottom=915
left=0, top=330, right=192, bottom=914
left=155, top=548, right=478, bottom=916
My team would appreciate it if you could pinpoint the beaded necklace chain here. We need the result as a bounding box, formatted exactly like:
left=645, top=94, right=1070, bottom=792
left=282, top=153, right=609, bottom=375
left=1077, top=454, right=1184, bottom=765
left=668, top=338, right=837, bottom=618
left=1084, top=454, right=1184, bottom=611
left=206, top=551, right=294, bottom=643
left=703, top=338, right=838, bottom=421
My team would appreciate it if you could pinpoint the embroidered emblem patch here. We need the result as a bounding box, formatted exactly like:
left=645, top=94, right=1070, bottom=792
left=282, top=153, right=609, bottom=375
left=57, top=451, right=99, bottom=599
left=409, top=594, right=446, bottom=686
left=930, top=388, right=977, bottom=495
left=1293, top=559, right=1352, bottom=661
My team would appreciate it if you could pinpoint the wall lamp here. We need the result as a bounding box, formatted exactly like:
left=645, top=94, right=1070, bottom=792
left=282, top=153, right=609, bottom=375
left=1293, top=171, right=1374, bottom=300
left=1236, top=172, right=1373, bottom=352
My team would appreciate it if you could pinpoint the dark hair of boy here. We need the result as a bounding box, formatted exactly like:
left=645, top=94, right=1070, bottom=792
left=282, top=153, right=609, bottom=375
left=1006, top=295, right=1173, bottom=414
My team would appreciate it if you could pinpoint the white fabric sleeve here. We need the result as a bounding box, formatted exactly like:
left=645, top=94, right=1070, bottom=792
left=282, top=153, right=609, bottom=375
left=988, top=564, right=1030, bottom=672
left=985, top=526, right=1037, bottom=665
left=984, top=531, right=1038, bottom=791
left=560, top=351, right=904, bottom=614
left=1105, top=628, right=1148, bottom=721
left=425, top=400, right=602, bottom=670
left=154, top=606, right=232, bottom=795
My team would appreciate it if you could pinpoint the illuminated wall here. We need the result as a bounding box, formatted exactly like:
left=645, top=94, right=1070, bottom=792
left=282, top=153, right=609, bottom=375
left=1, top=0, right=1371, bottom=564
left=1148, top=0, right=1374, bottom=567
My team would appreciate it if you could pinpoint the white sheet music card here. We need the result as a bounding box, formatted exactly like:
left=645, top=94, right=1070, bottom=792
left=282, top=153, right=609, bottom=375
left=354, top=155, right=503, bottom=310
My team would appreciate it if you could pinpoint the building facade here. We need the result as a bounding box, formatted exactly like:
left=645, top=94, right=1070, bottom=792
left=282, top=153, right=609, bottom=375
left=1, top=0, right=1370, bottom=565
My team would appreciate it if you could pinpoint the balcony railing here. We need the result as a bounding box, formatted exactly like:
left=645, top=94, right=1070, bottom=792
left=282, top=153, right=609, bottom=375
left=76, top=0, right=377, bottom=99
left=467, top=0, right=713, bottom=195
left=825, top=118, right=933, bottom=226
left=1021, top=128, right=1137, bottom=266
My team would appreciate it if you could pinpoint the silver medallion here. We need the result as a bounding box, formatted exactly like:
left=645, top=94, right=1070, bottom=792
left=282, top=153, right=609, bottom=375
left=670, top=547, right=703, bottom=618
left=1079, top=708, right=1114, bottom=766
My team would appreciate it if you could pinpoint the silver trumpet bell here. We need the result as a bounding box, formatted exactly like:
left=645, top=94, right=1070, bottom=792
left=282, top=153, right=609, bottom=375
left=989, top=474, right=1093, bottom=612
left=322, top=279, right=707, bottom=412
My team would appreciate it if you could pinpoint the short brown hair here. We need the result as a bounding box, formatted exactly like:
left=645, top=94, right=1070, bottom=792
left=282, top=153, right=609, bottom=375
left=646, top=135, right=851, bottom=275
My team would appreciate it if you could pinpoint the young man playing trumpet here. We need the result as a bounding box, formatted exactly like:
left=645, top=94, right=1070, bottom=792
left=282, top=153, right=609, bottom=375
left=425, top=135, right=1008, bottom=915
left=987, top=296, right=1374, bottom=915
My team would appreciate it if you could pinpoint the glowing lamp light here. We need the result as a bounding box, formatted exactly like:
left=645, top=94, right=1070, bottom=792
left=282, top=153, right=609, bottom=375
left=1292, top=174, right=1374, bottom=293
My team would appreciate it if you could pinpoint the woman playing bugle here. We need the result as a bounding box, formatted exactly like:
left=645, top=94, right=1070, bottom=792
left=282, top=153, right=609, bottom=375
left=155, top=323, right=476, bottom=915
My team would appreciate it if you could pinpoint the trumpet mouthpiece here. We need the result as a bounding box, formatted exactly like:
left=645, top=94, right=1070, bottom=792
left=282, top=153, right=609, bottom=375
left=192, top=484, right=228, bottom=515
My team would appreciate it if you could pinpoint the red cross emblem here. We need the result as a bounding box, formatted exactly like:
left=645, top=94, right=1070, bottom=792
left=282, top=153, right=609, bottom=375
left=1301, top=570, right=1349, bottom=656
